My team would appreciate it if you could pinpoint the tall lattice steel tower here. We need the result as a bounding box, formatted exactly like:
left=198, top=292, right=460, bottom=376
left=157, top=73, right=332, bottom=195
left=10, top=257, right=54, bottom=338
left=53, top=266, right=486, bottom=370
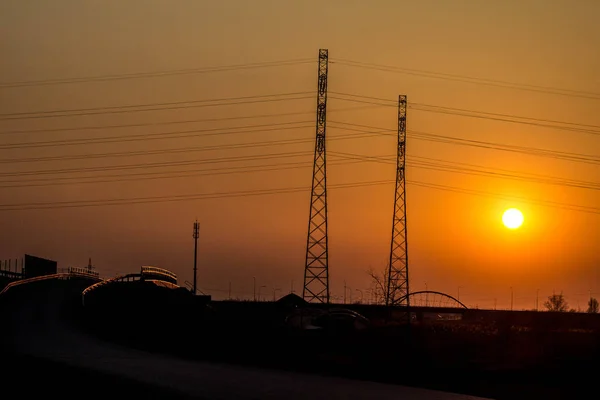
left=303, top=49, right=329, bottom=304
left=386, top=95, right=410, bottom=307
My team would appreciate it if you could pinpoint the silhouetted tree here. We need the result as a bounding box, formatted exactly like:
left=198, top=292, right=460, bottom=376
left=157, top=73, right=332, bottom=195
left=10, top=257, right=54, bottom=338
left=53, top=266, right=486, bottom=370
left=366, top=264, right=389, bottom=305
left=587, top=297, right=599, bottom=313
left=544, top=293, right=569, bottom=312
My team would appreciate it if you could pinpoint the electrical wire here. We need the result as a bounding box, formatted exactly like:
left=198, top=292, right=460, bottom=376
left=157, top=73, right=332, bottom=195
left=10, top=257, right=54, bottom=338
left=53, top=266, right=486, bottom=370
left=0, top=58, right=313, bottom=88
left=0, top=93, right=312, bottom=121
left=327, top=122, right=600, bottom=165
left=0, top=121, right=313, bottom=150
left=329, top=94, right=600, bottom=136
left=0, top=158, right=363, bottom=189
left=330, top=91, right=600, bottom=130
left=0, top=175, right=597, bottom=214
left=0, top=150, right=314, bottom=177
left=330, top=151, right=600, bottom=191
left=330, top=58, right=600, bottom=100
left=0, top=130, right=386, bottom=164
left=0, top=104, right=381, bottom=136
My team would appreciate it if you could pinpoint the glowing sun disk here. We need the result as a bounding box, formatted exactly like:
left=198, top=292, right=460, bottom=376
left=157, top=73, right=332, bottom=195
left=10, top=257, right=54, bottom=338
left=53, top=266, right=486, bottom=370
left=502, top=208, right=524, bottom=229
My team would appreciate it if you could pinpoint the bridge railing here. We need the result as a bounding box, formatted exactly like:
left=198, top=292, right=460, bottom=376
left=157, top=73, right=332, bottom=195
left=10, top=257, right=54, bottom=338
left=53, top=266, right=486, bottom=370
left=81, top=273, right=143, bottom=305
left=68, top=267, right=100, bottom=279
left=140, top=266, right=177, bottom=284
left=0, top=273, right=69, bottom=295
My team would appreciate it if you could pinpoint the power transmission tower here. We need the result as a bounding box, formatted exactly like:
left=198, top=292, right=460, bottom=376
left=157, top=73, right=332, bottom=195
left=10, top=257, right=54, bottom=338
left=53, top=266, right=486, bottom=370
left=386, top=95, right=410, bottom=307
left=193, top=220, right=200, bottom=295
left=303, top=49, right=329, bottom=304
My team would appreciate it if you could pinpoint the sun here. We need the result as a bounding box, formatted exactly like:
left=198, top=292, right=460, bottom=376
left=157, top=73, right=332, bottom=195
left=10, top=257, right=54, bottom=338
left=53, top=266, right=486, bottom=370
left=502, top=208, right=524, bottom=229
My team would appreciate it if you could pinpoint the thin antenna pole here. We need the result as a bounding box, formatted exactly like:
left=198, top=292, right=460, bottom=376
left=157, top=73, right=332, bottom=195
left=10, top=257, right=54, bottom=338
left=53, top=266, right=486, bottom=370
left=193, top=221, right=200, bottom=295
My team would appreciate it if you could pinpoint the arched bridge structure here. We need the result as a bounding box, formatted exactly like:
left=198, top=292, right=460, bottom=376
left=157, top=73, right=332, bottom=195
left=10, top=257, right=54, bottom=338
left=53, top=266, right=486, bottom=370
left=0, top=267, right=101, bottom=296
left=81, top=266, right=179, bottom=305
left=400, top=291, right=468, bottom=309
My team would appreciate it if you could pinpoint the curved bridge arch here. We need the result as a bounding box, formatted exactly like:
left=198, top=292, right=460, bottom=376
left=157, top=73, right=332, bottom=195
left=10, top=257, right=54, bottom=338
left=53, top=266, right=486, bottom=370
left=81, top=267, right=179, bottom=306
left=1, top=271, right=102, bottom=296
left=399, top=290, right=468, bottom=309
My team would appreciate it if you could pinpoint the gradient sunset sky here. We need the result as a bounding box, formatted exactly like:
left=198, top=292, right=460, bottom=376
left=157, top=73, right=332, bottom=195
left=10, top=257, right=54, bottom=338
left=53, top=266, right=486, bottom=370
left=1, top=0, right=598, bottom=310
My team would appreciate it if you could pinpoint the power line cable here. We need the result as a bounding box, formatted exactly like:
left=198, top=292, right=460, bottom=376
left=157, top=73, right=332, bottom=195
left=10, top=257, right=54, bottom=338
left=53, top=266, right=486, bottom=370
left=0, top=150, right=314, bottom=177
left=329, top=151, right=600, bottom=213
left=331, top=151, right=600, bottom=191
left=0, top=104, right=381, bottom=136
left=5, top=150, right=598, bottom=194
left=0, top=93, right=312, bottom=121
left=0, top=180, right=393, bottom=211
left=0, top=92, right=311, bottom=117
left=330, top=58, right=600, bottom=100
left=329, top=95, right=600, bottom=136
left=0, top=121, right=313, bottom=150
left=330, top=91, right=600, bottom=130
left=0, top=158, right=364, bottom=189
left=328, top=122, right=600, bottom=165
left=0, top=130, right=387, bottom=164
left=0, top=58, right=313, bottom=88
left=0, top=176, right=597, bottom=214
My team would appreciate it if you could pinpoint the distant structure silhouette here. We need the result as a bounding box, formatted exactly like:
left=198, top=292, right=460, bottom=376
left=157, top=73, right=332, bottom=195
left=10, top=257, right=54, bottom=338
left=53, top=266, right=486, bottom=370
left=193, top=220, right=200, bottom=295
left=386, top=95, right=410, bottom=307
left=303, top=49, right=330, bottom=304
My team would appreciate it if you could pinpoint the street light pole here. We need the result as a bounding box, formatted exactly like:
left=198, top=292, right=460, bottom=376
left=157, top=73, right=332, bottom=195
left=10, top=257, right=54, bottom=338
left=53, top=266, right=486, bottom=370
left=258, top=285, right=266, bottom=302
left=253, top=276, right=256, bottom=301
left=273, top=288, right=281, bottom=301
left=355, top=289, right=363, bottom=303
left=510, top=287, right=514, bottom=311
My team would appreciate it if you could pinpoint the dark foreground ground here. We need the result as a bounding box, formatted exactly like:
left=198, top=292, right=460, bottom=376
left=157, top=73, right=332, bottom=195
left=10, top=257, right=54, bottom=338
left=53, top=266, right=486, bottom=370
left=78, top=284, right=599, bottom=399
left=2, top=280, right=599, bottom=399
left=2, top=352, right=193, bottom=399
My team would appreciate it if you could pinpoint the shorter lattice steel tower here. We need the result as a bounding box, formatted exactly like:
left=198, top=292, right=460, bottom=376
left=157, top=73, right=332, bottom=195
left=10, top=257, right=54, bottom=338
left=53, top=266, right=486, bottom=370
left=386, top=95, right=410, bottom=307
left=303, top=49, right=329, bottom=303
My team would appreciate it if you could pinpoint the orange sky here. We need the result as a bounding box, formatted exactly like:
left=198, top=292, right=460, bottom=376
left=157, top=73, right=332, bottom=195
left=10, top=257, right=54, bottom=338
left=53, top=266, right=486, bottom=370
left=1, top=0, right=598, bottom=310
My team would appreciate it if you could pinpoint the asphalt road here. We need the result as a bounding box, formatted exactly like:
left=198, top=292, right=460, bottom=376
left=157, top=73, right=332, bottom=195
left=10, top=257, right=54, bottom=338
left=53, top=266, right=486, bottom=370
left=0, top=281, right=490, bottom=400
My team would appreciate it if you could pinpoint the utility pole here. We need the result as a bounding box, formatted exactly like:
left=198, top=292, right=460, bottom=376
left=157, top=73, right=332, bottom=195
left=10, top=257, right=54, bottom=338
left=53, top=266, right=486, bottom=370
left=386, top=95, right=409, bottom=308
left=303, top=48, right=330, bottom=304
left=193, top=221, right=200, bottom=295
